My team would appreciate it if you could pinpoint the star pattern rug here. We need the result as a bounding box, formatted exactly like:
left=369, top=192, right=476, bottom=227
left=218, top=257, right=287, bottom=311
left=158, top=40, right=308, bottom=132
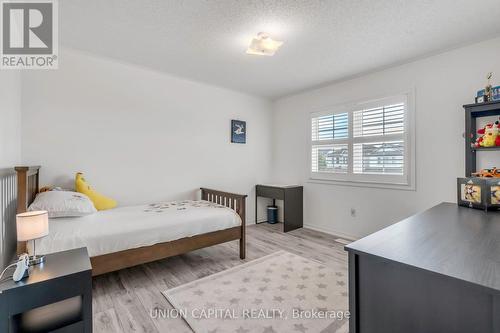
left=162, top=251, right=349, bottom=333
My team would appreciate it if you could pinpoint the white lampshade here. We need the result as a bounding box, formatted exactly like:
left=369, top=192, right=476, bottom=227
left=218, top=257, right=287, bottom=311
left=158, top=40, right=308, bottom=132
left=16, top=211, right=49, bottom=241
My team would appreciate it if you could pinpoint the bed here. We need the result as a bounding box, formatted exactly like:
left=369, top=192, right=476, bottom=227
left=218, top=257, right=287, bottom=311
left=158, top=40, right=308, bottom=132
left=10, top=166, right=247, bottom=276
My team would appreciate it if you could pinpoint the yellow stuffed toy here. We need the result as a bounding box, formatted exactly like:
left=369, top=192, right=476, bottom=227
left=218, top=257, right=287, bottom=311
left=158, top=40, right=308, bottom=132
left=75, top=172, right=117, bottom=210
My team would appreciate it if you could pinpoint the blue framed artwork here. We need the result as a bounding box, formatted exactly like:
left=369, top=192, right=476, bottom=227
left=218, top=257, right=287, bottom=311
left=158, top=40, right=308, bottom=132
left=231, top=120, right=246, bottom=144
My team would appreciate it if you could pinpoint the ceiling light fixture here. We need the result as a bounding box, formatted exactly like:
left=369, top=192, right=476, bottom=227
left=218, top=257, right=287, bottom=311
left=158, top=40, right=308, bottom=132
left=246, top=32, right=283, bottom=56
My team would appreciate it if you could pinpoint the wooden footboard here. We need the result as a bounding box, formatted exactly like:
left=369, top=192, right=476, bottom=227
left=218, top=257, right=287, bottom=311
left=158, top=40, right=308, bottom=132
left=200, top=188, right=247, bottom=259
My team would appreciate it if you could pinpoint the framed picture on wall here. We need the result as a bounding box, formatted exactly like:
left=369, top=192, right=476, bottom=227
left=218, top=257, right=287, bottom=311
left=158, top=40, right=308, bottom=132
left=231, top=120, right=246, bottom=144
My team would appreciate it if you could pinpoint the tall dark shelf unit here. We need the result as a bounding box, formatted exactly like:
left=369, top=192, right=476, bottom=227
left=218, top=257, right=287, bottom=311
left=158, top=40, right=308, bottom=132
left=464, top=100, right=500, bottom=176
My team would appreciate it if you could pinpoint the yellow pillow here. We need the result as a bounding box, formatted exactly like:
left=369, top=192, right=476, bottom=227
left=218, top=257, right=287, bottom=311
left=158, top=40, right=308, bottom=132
left=75, top=172, right=117, bottom=211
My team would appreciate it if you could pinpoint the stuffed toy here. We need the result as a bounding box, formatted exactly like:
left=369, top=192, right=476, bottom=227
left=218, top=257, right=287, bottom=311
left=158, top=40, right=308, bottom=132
left=474, top=119, right=500, bottom=148
left=38, top=186, right=65, bottom=193
left=75, top=172, right=117, bottom=210
left=39, top=186, right=54, bottom=193
left=472, top=167, right=500, bottom=178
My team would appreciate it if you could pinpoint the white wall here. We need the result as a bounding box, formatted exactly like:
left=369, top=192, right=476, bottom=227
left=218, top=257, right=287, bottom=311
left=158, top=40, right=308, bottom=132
left=0, top=71, right=22, bottom=167
left=272, top=37, right=500, bottom=239
left=21, top=48, right=273, bottom=223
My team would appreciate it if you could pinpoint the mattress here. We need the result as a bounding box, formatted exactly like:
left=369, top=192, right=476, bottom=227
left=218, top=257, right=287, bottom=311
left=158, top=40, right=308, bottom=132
left=30, top=200, right=241, bottom=257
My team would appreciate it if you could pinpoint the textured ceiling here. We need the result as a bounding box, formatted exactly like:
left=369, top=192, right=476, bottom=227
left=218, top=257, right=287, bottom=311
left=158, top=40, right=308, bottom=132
left=60, top=0, right=500, bottom=98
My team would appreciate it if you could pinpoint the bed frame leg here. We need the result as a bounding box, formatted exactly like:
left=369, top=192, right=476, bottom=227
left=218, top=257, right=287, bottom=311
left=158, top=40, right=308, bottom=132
left=239, top=238, right=246, bottom=259
left=239, top=197, right=246, bottom=260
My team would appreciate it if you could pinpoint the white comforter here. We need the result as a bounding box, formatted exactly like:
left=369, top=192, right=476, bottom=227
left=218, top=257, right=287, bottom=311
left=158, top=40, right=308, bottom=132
left=30, top=200, right=241, bottom=257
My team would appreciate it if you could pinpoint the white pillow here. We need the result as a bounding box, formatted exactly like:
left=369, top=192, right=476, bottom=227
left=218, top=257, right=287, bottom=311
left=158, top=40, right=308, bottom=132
left=28, top=191, right=97, bottom=218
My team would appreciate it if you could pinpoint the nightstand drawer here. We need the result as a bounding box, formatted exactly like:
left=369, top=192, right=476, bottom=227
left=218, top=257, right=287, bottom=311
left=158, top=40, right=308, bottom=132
left=256, top=186, right=284, bottom=200
left=12, top=296, right=82, bottom=332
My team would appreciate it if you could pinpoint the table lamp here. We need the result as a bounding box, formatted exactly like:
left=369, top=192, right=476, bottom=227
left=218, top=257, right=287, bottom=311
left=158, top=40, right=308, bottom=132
left=16, top=211, right=49, bottom=265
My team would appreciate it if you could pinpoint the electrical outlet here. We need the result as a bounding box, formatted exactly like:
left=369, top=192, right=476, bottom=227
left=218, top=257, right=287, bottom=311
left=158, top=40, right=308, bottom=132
left=350, top=208, right=356, bottom=217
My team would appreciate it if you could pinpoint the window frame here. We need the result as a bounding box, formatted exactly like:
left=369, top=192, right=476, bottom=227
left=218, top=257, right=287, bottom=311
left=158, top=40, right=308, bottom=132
left=308, top=91, right=416, bottom=190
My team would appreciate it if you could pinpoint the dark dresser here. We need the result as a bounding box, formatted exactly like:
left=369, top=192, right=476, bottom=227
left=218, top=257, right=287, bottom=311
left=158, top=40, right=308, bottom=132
left=345, top=203, right=500, bottom=333
left=0, top=247, right=92, bottom=332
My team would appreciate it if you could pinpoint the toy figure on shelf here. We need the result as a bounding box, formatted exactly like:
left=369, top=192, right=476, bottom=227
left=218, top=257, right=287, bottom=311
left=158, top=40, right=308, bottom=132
left=463, top=182, right=481, bottom=202
left=472, top=118, right=500, bottom=148
left=492, top=186, right=500, bottom=204
left=485, top=72, right=493, bottom=101
left=471, top=167, right=500, bottom=178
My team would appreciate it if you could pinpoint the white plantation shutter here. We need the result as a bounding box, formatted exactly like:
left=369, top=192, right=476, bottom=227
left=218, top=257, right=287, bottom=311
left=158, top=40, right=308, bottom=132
left=352, top=102, right=405, bottom=175
left=353, top=141, right=404, bottom=174
left=353, top=103, right=405, bottom=137
left=311, top=113, right=349, bottom=174
left=311, top=144, right=348, bottom=173
left=311, top=113, right=348, bottom=141
left=310, top=94, right=413, bottom=187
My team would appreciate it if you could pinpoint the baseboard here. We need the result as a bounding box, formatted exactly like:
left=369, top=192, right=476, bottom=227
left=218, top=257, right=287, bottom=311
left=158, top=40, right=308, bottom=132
left=303, top=223, right=359, bottom=241
left=255, top=217, right=267, bottom=224
left=247, top=217, right=268, bottom=225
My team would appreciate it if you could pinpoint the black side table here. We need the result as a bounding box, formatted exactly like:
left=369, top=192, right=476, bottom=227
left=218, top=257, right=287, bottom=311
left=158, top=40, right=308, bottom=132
left=0, top=247, right=92, bottom=333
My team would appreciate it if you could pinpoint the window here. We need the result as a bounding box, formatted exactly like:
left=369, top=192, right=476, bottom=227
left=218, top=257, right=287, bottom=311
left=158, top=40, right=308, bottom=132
left=310, top=94, right=414, bottom=188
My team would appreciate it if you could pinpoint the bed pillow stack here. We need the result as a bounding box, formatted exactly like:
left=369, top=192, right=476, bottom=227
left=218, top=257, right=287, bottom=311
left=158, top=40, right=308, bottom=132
left=28, top=190, right=97, bottom=218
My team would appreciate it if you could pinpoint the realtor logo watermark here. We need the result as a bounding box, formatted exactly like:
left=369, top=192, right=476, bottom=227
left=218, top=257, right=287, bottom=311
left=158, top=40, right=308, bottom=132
left=1, top=0, right=58, bottom=69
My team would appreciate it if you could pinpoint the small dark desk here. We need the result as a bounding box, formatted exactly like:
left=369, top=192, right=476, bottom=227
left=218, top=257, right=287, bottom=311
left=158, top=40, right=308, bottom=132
left=345, top=203, right=500, bottom=333
left=255, top=184, right=303, bottom=232
left=0, top=248, right=92, bottom=333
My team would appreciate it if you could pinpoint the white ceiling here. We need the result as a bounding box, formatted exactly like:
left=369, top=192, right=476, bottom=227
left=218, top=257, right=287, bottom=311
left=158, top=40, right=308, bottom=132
left=60, top=0, right=500, bottom=99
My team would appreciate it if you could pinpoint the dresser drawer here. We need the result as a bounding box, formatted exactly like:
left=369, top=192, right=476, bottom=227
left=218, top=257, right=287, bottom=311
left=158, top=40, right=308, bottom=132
left=256, top=186, right=284, bottom=200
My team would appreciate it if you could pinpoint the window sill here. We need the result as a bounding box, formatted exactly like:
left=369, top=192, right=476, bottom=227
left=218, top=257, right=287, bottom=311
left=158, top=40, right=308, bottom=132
left=307, top=177, right=416, bottom=191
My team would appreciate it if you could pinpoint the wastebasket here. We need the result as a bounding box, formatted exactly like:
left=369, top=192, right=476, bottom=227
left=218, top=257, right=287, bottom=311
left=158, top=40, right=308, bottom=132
left=267, top=206, right=278, bottom=224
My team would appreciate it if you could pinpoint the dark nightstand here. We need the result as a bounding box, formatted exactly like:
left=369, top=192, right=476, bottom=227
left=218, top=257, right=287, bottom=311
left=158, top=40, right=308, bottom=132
left=0, top=247, right=92, bottom=333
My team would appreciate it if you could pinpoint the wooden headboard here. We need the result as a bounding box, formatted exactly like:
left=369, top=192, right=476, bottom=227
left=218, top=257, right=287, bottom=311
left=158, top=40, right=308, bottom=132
left=14, top=166, right=41, bottom=214
left=0, top=166, right=40, bottom=260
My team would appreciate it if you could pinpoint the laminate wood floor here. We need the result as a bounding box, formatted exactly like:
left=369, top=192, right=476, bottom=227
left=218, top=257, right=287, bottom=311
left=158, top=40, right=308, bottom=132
left=92, top=223, right=349, bottom=332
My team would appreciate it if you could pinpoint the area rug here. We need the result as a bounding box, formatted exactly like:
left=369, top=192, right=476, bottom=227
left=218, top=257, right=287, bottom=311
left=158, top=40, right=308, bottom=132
left=162, top=251, right=349, bottom=333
